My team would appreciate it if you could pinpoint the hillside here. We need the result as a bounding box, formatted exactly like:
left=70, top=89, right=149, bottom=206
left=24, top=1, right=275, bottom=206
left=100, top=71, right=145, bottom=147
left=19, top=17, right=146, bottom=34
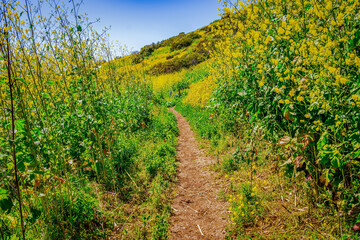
left=1, top=0, right=360, bottom=239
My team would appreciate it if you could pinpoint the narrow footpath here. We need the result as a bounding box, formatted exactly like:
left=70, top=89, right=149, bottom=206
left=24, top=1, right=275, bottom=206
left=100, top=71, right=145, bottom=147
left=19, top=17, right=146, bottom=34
left=169, top=108, right=228, bottom=240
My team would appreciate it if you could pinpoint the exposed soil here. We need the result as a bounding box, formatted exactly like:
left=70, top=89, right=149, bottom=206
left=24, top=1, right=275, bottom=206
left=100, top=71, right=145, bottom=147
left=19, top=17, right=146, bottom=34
left=169, top=108, right=229, bottom=240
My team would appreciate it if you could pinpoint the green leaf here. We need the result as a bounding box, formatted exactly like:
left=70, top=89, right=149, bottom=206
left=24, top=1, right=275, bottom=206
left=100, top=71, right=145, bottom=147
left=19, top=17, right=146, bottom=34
left=0, top=77, right=7, bottom=84
left=324, top=169, right=332, bottom=183
left=317, top=131, right=328, bottom=149
left=17, top=161, right=25, bottom=171
left=15, top=119, right=25, bottom=132
left=0, top=196, right=13, bottom=212
left=77, top=25, right=82, bottom=32
left=28, top=206, right=41, bottom=224
left=0, top=188, right=8, bottom=198
left=11, top=234, right=20, bottom=240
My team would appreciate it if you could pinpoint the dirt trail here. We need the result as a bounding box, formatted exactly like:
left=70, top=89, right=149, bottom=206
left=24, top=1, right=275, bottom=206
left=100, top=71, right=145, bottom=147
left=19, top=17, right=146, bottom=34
left=169, top=108, right=228, bottom=240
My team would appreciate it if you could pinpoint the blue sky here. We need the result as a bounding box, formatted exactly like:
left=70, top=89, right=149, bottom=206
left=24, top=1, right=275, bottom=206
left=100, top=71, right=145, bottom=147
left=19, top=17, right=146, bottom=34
left=82, top=0, right=221, bottom=51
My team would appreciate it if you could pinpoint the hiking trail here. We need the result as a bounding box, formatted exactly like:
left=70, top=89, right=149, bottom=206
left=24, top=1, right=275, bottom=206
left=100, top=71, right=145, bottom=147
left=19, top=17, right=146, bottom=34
left=169, top=107, right=229, bottom=239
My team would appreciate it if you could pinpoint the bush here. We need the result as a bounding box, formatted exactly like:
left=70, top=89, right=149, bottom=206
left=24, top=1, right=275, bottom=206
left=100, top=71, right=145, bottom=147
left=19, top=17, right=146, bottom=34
left=132, top=42, right=162, bottom=64
left=170, top=32, right=200, bottom=52
left=170, top=36, right=193, bottom=52
left=150, top=52, right=205, bottom=75
left=161, top=32, right=185, bottom=48
left=212, top=0, right=360, bottom=225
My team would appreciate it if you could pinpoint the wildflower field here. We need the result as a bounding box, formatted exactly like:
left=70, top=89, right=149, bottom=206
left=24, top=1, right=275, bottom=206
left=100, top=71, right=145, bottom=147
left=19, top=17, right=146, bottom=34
left=1, top=0, right=360, bottom=239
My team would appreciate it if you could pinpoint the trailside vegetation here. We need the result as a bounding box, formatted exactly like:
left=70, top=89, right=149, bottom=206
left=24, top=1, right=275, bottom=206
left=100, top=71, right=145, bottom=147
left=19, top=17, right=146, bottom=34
left=175, top=0, right=360, bottom=238
left=0, top=1, right=178, bottom=239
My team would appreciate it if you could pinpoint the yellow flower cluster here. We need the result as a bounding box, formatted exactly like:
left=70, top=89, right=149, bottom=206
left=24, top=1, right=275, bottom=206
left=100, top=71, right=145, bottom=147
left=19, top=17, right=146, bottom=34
left=211, top=0, right=360, bottom=176
left=228, top=179, right=262, bottom=223
left=183, top=75, right=216, bottom=107
left=151, top=70, right=186, bottom=92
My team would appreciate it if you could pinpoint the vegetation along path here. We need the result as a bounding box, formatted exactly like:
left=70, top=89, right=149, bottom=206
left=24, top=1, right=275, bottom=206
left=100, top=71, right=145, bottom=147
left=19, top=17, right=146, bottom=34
left=169, top=107, right=228, bottom=239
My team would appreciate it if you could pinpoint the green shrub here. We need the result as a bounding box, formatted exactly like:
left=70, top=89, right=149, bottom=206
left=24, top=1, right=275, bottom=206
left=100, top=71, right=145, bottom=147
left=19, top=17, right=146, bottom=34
left=146, top=143, right=176, bottom=178
left=132, top=43, right=162, bottom=64
left=161, top=32, right=186, bottom=48
left=170, top=32, right=200, bottom=52
left=150, top=51, right=205, bottom=75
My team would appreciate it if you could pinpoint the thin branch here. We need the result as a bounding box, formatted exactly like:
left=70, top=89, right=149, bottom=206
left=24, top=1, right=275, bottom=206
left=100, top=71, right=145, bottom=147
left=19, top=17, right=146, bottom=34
left=3, top=6, right=26, bottom=240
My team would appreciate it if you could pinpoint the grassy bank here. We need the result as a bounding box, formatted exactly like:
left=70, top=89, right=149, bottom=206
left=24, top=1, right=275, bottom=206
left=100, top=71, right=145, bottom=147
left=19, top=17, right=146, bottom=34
left=175, top=102, right=358, bottom=239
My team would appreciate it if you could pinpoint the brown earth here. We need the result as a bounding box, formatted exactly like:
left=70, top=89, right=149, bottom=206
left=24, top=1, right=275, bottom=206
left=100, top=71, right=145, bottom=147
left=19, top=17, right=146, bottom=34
left=169, top=107, right=229, bottom=240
